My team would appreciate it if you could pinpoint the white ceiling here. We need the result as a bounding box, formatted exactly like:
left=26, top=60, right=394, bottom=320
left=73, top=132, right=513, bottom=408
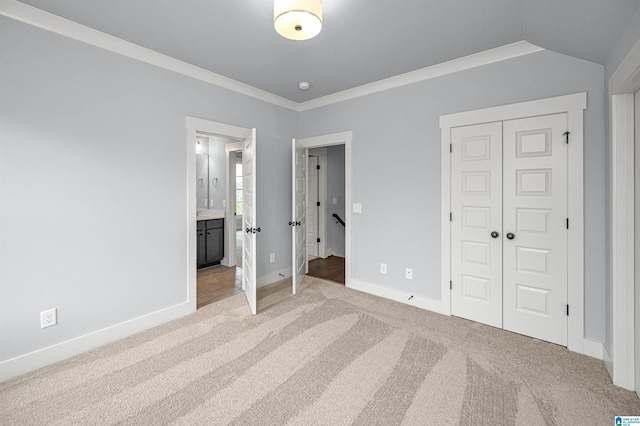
left=17, top=0, right=640, bottom=102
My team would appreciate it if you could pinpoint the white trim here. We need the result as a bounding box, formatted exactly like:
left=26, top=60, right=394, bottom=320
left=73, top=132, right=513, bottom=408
left=0, top=0, right=298, bottom=111
left=295, top=132, right=353, bottom=286
left=298, top=41, right=544, bottom=112
left=349, top=280, right=447, bottom=315
left=609, top=38, right=640, bottom=95
left=257, top=267, right=292, bottom=288
left=610, top=93, right=636, bottom=390
left=0, top=3, right=544, bottom=113
left=0, top=301, right=191, bottom=382
left=186, top=117, right=253, bottom=314
left=439, top=92, right=587, bottom=129
left=583, top=339, right=604, bottom=360
left=608, top=35, right=640, bottom=391
left=440, top=93, right=588, bottom=355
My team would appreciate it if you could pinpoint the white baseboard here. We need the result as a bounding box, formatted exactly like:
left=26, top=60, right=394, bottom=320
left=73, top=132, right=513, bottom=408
left=347, top=279, right=447, bottom=315
left=0, top=301, right=192, bottom=383
left=257, top=267, right=292, bottom=288
left=582, top=338, right=604, bottom=360
left=604, top=344, right=614, bottom=380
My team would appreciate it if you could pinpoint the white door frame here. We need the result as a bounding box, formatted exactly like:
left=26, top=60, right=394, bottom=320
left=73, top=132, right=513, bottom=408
left=295, top=131, right=353, bottom=286
left=440, top=92, right=589, bottom=355
left=607, top=36, right=640, bottom=390
left=185, top=116, right=253, bottom=312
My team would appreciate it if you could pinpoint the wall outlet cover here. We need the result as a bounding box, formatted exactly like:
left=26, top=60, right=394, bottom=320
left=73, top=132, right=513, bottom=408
left=380, top=263, right=387, bottom=274
left=41, top=308, right=57, bottom=328
left=405, top=268, right=413, bottom=280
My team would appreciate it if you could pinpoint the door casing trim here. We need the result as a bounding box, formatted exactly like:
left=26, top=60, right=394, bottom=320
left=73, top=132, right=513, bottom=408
left=439, top=93, right=589, bottom=355
left=295, top=131, right=353, bottom=287
left=185, top=116, right=252, bottom=312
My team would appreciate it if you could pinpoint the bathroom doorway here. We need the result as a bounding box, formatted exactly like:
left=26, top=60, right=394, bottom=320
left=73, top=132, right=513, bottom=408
left=195, top=134, right=243, bottom=309
left=186, top=116, right=258, bottom=314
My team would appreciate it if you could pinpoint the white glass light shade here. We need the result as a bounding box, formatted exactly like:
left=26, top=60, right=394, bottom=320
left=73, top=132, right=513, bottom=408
left=274, top=0, right=322, bottom=41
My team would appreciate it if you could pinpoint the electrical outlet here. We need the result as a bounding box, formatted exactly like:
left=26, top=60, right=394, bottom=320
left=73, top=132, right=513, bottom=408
left=405, top=268, right=413, bottom=280
left=332, top=197, right=337, bottom=205
left=41, top=308, right=57, bottom=328
left=380, top=263, right=387, bottom=274
left=270, top=253, right=276, bottom=263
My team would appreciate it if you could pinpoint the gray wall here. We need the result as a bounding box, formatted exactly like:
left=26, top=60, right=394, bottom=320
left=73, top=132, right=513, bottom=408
left=0, top=12, right=620, bottom=364
left=326, top=145, right=346, bottom=257
left=298, top=50, right=606, bottom=342
left=0, top=17, right=296, bottom=362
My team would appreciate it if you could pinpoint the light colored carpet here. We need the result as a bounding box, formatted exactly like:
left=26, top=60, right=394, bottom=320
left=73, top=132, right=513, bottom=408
left=2, top=276, right=639, bottom=425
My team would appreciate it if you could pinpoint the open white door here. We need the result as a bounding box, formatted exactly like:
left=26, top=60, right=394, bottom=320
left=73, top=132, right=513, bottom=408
left=291, top=139, right=307, bottom=294
left=242, top=128, right=257, bottom=314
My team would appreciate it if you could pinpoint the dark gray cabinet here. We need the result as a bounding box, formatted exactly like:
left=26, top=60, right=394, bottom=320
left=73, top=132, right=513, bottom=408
left=197, top=218, right=224, bottom=269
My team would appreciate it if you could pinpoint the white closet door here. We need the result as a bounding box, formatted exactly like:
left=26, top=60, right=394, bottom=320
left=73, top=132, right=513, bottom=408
left=451, top=122, right=503, bottom=328
left=502, top=113, right=568, bottom=345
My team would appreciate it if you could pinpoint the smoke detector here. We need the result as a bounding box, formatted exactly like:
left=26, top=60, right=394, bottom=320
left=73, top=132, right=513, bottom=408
left=298, top=82, right=311, bottom=91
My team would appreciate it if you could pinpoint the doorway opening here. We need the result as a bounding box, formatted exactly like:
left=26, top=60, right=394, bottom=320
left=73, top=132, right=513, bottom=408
left=306, top=146, right=346, bottom=284
left=291, top=131, right=352, bottom=295
left=186, top=117, right=258, bottom=315
left=195, top=135, right=243, bottom=309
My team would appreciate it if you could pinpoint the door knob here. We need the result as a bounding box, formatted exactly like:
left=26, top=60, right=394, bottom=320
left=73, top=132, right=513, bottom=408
left=506, top=232, right=515, bottom=240
left=491, top=231, right=499, bottom=238
left=246, top=227, right=251, bottom=233
left=289, top=221, right=294, bottom=226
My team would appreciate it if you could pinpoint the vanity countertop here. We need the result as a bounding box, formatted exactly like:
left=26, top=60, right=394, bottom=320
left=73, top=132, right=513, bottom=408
left=196, top=209, right=225, bottom=221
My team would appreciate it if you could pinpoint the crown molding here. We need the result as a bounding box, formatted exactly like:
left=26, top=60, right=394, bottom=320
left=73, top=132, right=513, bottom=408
left=1, top=1, right=543, bottom=113
left=297, top=41, right=544, bottom=112
left=0, top=0, right=299, bottom=111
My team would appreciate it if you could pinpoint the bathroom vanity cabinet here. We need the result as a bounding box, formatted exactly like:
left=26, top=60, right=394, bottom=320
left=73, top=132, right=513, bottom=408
left=197, top=218, right=224, bottom=268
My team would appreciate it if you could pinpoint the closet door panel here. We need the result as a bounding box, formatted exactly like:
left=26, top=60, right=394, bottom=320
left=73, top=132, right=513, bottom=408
left=502, top=113, right=568, bottom=346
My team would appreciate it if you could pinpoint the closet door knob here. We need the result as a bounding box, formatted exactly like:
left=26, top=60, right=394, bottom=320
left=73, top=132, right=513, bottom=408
left=491, top=231, right=499, bottom=238
left=506, top=232, right=515, bottom=240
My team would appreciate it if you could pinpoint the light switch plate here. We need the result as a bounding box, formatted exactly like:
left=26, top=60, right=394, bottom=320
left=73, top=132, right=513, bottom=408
left=332, top=197, right=337, bottom=205
left=353, top=203, right=362, bottom=213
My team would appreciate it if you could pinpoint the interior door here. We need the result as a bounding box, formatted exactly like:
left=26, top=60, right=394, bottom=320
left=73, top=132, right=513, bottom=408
left=307, top=156, right=319, bottom=258
left=242, top=128, right=257, bottom=315
left=450, top=122, right=503, bottom=328
left=502, top=114, right=568, bottom=345
left=292, top=139, right=307, bottom=294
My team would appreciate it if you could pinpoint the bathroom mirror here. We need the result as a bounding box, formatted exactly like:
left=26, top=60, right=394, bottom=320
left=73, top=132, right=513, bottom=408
left=196, top=154, right=209, bottom=209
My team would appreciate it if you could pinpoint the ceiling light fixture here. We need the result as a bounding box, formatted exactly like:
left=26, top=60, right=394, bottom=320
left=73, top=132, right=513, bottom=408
left=298, top=82, right=311, bottom=90
left=274, top=0, right=322, bottom=41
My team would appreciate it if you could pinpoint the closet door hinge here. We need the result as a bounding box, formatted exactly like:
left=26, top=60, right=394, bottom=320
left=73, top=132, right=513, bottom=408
left=317, top=201, right=321, bottom=207
left=450, top=212, right=453, bottom=222
left=450, top=280, right=452, bottom=290
left=564, top=131, right=570, bottom=144
left=317, top=238, right=321, bottom=243
left=566, top=304, right=570, bottom=316
left=566, top=218, right=569, bottom=229
left=450, top=143, right=453, bottom=153
left=317, top=164, right=320, bottom=170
